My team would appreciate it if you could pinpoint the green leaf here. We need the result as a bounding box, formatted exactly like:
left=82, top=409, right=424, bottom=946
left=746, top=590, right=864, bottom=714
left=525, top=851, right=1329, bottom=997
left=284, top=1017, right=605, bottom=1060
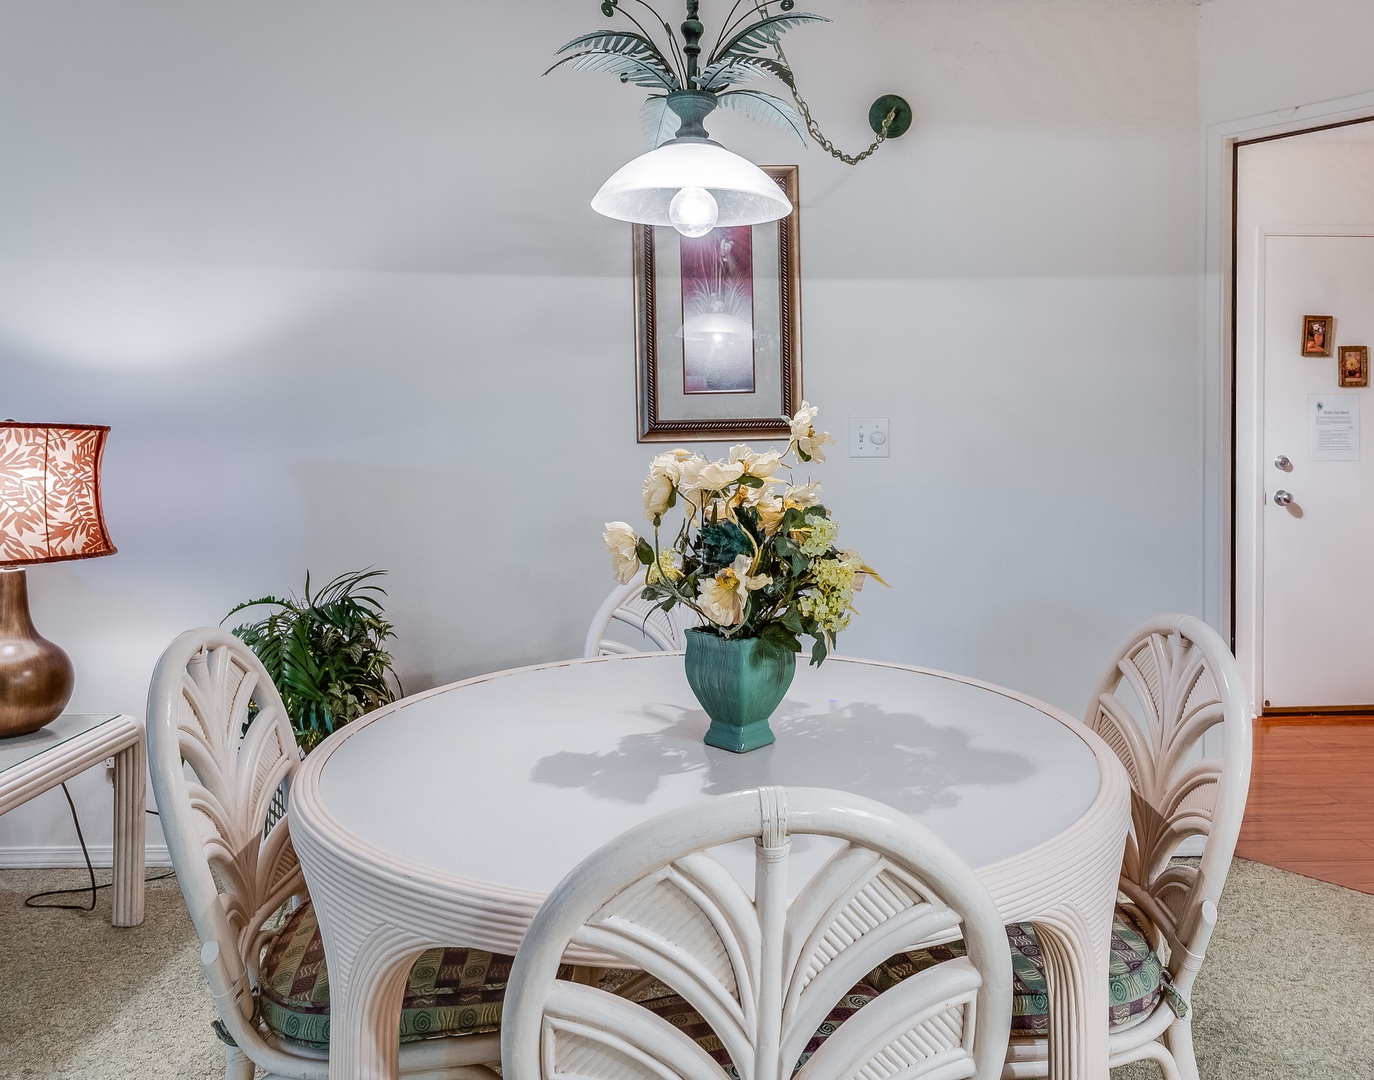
left=636, top=538, right=655, bottom=565
left=639, top=95, right=677, bottom=148
left=709, top=12, right=828, bottom=66
left=760, top=622, right=801, bottom=657
left=698, top=55, right=795, bottom=92
left=545, top=50, right=679, bottom=91
left=556, top=29, right=676, bottom=76
left=810, top=637, right=828, bottom=667
left=717, top=90, right=807, bottom=144
left=224, top=568, right=400, bottom=747
left=737, top=473, right=764, bottom=488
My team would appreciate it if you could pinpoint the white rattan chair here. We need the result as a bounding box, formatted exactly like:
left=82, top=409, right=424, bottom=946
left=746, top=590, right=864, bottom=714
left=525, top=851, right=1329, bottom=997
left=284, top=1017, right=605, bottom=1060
left=1001, top=614, right=1253, bottom=1080
left=147, top=628, right=502, bottom=1080
left=502, top=785, right=1014, bottom=1080
left=583, top=572, right=698, bottom=657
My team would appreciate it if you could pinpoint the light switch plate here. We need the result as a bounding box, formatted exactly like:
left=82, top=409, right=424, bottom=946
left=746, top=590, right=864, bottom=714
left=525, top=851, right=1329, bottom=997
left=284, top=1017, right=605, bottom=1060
left=849, top=417, right=889, bottom=458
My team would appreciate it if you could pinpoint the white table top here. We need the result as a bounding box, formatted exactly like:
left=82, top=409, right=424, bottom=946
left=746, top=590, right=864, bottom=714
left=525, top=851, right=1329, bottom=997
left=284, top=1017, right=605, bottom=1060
left=0, top=713, right=122, bottom=774
left=314, top=654, right=1100, bottom=896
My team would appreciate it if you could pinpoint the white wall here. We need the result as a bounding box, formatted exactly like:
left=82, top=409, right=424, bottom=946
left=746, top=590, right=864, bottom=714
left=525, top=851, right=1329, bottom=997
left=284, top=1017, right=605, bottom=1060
left=1200, top=0, right=1374, bottom=126
left=1, top=0, right=1209, bottom=862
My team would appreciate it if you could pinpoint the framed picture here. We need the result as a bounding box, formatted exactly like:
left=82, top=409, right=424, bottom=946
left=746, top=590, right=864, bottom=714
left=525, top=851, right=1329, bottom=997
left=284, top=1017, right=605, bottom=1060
left=1338, top=345, right=1368, bottom=387
left=633, top=165, right=801, bottom=442
left=1302, top=315, right=1334, bottom=357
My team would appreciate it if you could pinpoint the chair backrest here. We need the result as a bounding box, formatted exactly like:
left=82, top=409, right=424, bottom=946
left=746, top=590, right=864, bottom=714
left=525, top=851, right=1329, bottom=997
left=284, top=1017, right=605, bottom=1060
left=147, top=628, right=308, bottom=1056
left=1084, top=613, right=1252, bottom=998
left=583, top=574, right=697, bottom=657
left=502, top=786, right=1012, bottom=1080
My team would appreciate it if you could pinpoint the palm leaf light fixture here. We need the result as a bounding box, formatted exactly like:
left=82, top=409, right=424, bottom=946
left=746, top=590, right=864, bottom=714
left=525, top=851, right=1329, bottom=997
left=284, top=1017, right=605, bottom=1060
left=549, top=0, right=912, bottom=236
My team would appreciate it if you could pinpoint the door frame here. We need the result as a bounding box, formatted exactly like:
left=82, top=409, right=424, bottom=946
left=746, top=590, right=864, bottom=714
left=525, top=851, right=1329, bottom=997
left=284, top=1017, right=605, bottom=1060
left=1203, top=90, right=1374, bottom=719
left=1237, top=224, right=1374, bottom=713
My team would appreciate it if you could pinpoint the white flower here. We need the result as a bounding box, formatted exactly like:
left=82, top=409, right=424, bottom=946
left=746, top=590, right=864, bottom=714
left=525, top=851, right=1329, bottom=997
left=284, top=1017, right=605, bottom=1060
left=695, top=460, right=747, bottom=493
left=789, top=401, right=834, bottom=462
left=697, top=554, right=771, bottom=627
left=729, top=444, right=785, bottom=479
left=789, top=402, right=819, bottom=440
left=784, top=482, right=821, bottom=508
left=650, top=448, right=692, bottom=480
left=798, top=428, right=836, bottom=462
left=602, top=522, right=641, bottom=584
left=641, top=470, right=675, bottom=521
left=675, top=454, right=711, bottom=507
left=642, top=449, right=699, bottom=520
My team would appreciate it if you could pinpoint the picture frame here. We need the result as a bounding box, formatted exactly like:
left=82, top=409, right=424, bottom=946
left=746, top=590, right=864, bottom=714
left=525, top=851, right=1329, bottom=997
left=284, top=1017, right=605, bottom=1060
left=633, top=165, right=801, bottom=443
left=1302, top=315, right=1334, bottom=357
left=1338, top=345, right=1368, bottom=387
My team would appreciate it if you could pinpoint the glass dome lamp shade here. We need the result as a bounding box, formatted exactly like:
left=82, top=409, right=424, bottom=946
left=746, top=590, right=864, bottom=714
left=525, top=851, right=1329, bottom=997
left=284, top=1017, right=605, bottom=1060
left=592, top=138, right=792, bottom=233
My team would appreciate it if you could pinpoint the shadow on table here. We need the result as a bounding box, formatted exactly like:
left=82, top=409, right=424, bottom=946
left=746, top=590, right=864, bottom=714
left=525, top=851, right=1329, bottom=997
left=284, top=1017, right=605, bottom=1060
left=530, top=699, right=1034, bottom=812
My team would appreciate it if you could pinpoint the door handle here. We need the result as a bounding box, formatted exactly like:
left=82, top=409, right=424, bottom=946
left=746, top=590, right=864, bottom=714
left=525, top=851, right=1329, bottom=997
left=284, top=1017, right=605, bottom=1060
left=1273, top=489, right=1293, bottom=506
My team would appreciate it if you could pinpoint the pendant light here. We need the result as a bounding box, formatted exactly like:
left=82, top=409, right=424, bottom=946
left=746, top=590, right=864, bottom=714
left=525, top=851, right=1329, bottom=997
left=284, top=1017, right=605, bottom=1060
left=592, top=92, right=793, bottom=234
left=549, top=0, right=912, bottom=235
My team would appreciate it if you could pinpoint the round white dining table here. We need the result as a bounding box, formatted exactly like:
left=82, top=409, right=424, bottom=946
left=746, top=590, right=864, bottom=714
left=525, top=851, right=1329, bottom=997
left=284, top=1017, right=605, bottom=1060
left=290, top=653, right=1130, bottom=1080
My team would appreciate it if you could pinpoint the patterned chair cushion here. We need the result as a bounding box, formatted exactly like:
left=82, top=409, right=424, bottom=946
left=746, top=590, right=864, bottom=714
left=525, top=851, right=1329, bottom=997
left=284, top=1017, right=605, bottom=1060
left=257, top=900, right=520, bottom=1050
left=638, top=981, right=882, bottom=1080
left=867, top=905, right=1169, bottom=1036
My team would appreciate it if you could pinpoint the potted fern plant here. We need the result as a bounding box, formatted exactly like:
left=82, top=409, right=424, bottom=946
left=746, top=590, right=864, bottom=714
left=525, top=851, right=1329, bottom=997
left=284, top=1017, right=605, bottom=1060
left=224, top=568, right=401, bottom=752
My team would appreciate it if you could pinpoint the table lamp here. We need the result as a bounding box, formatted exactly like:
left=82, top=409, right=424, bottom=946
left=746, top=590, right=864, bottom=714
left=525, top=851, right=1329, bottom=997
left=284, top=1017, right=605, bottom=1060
left=0, top=422, right=116, bottom=737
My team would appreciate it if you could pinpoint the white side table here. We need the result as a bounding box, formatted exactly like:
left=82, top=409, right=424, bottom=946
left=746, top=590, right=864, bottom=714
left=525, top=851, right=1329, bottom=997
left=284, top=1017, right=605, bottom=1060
left=0, top=713, right=146, bottom=926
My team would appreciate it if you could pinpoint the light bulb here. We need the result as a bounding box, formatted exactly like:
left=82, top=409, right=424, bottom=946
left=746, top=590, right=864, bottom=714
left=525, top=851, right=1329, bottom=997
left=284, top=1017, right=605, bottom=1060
left=668, top=186, right=718, bottom=237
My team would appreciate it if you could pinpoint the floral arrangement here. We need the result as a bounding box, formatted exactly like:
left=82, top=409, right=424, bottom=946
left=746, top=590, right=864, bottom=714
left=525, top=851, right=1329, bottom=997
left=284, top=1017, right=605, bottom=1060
left=603, top=403, right=882, bottom=665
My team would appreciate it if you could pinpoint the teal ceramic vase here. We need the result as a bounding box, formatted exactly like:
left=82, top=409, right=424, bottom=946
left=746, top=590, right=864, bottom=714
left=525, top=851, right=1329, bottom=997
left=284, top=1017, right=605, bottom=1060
left=684, top=628, right=796, bottom=753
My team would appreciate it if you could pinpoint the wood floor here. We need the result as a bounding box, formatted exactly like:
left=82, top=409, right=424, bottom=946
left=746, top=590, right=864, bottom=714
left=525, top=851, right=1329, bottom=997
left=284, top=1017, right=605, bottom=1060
left=1235, top=715, right=1374, bottom=894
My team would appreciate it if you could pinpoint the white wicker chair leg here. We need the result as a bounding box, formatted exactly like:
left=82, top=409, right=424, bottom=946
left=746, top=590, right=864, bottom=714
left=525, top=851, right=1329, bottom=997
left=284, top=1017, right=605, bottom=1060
left=1123, top=1042, right=1182, bottom=1080
left=225, top=1045, right=256, bottom=1080
left=1164, top=1020, right=1199, bottom=1080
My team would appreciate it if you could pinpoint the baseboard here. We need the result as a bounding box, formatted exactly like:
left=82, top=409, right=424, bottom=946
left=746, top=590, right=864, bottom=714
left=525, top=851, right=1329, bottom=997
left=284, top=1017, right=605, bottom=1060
left=0, top=844, right=171, bottom=869
left=1261, top=707, right=1374, bottom=721
left=1175, top=836, right=1204, bottom=858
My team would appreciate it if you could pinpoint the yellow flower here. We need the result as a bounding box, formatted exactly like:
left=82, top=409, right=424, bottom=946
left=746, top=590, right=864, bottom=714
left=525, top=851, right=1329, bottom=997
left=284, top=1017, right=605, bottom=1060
left=757, top=482, right=821, bottom=535
left=793, top=516, right=840, bottom=556
left=697, top=554, right=771, bottom=627
left=757, top=493, right=786, bottom=534
left=602, top=522, right=641, bottom=584
left=646, top=548, right=683, bottom=585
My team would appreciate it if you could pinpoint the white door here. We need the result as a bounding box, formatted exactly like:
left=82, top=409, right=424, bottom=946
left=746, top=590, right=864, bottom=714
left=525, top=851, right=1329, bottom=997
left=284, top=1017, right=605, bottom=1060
left=1261, top=232, right=1374, bottom=709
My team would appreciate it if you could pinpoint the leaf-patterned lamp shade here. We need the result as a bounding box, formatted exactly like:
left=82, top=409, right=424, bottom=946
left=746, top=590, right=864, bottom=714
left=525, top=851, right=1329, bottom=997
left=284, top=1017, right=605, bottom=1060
left=0, top=422, right=116, bottom=566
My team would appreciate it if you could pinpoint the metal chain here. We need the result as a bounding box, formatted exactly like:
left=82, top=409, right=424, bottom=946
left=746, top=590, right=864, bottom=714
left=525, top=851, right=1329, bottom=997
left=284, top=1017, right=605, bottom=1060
left=789, top=87, right=894, bottom=166
left=764, top=12, right=895, bottom=166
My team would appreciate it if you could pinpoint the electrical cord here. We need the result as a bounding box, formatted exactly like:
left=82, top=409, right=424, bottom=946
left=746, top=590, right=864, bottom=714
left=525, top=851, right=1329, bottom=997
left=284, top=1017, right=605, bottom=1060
left=23, top=786, right=175, bottom=911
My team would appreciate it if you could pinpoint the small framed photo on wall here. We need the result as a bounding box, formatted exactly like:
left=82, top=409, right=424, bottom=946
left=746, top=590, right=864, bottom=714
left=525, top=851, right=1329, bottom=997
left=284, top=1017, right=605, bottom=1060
left=1338, top=345, right=1368, bottom=387
left=1302, top=315, right=1334, bottom=357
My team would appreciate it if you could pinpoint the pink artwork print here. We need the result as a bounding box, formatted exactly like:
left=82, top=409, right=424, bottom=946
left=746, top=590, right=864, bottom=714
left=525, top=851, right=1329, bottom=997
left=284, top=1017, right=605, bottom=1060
left=679, top=226, right=756, bottom=394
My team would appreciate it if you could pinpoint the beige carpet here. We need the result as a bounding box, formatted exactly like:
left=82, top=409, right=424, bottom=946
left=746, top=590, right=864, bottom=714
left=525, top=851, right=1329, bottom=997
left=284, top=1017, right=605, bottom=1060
left=0, top=859, right=1370, bottom=1079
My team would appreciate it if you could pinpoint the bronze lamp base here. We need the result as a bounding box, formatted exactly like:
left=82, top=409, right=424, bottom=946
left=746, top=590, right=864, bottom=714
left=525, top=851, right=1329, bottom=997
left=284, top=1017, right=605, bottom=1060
left=0, top=568, right=74, bottom=738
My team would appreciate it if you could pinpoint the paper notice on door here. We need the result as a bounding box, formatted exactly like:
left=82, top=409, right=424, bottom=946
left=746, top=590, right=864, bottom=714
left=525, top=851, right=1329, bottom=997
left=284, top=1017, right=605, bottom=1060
left=1310, top=394, right=1360, bottom=461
